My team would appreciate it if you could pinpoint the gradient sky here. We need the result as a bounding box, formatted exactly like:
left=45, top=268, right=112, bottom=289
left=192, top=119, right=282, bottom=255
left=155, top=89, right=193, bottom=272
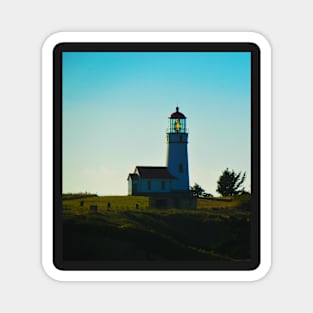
left=62, top=51, right=251, bottom=196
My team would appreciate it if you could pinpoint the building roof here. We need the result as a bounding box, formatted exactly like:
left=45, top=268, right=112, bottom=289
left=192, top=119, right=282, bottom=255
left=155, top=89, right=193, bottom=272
left=128, top=173, right=139, bottom=180
left=134, top=166, right=176, bottom=179
left=170, top=106, right=186, bottom=119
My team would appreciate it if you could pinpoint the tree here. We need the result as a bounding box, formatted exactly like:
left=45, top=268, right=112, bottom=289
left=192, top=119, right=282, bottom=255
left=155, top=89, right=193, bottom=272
left=191, top=183, right=205, bottom=197
left=216, top=168, right=246, bottom=196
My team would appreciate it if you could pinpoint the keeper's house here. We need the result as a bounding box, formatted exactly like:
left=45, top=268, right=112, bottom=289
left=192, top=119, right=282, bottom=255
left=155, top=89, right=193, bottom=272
left=128, top=166, right=175, bottom=195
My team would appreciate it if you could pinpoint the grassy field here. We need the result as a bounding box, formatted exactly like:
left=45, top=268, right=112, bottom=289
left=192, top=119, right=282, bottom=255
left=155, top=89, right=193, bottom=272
left=62, top=194, right=251, bottom=262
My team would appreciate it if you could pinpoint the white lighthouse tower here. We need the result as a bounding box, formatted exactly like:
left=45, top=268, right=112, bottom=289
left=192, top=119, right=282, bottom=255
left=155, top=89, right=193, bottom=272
left=166, top=107, right=190, bottom=191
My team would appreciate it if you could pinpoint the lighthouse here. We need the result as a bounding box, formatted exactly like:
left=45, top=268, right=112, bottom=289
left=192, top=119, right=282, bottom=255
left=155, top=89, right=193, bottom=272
left=166, top=107, right=190, bottom=192
left=127, top=106, right=195, bottom=209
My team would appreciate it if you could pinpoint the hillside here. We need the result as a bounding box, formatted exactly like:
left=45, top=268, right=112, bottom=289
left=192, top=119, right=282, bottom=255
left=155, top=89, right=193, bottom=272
left=62, top=195, right=251, bottom=262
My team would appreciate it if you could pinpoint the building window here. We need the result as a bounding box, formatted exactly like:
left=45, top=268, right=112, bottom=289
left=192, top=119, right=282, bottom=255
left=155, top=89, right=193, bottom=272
left=179, top=163, right=183, bottom=173
left=161, top=181, right=165, bottom=190
left=147, top=181, right=151, bottom=190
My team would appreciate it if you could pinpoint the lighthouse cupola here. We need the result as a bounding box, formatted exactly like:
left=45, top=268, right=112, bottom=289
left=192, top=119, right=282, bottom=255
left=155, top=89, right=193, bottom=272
left=168, top=106, right=187, bottom=133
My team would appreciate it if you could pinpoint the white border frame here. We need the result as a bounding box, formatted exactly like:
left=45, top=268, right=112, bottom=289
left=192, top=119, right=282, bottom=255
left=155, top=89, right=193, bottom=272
left=42, top=32, right=271, bottom=281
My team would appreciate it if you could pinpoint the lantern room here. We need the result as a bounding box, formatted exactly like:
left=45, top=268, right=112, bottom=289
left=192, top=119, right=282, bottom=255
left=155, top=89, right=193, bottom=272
left=168, top=107, right=187, bottom=133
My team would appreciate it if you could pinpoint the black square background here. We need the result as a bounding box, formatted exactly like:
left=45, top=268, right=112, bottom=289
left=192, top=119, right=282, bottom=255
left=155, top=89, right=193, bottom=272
left=53, top=42, right=260, bottom=271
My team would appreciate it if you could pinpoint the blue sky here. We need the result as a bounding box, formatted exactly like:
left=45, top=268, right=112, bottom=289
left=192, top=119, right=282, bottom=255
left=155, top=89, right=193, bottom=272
left=62, top=51, right=251, bottom=195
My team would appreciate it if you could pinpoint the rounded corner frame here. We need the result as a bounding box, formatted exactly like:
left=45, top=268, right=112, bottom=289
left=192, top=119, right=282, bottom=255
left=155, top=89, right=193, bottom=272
left=42, top=31, right=271, bottom=282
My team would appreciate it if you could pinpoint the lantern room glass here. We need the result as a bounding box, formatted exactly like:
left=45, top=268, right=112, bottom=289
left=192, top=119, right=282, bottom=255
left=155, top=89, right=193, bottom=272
left=168, top=118, right=186, bottom=133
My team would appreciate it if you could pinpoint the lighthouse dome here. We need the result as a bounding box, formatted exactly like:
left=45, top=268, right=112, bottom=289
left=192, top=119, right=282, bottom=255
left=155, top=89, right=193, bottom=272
left=170, top=107, right=186, bottom=119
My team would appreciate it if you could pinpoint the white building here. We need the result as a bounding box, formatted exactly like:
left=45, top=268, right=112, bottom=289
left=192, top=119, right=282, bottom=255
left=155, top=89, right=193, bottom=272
left=128, top=166, right=175, bottom=195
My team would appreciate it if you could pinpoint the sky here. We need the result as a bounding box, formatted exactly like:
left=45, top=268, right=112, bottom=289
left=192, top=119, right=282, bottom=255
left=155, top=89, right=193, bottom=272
left=62, top=51, right=251, bottom=196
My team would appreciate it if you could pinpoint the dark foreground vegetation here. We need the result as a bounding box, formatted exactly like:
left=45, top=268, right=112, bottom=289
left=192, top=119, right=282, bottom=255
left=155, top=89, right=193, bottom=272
left=62, top=194, right=251, bottom=261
